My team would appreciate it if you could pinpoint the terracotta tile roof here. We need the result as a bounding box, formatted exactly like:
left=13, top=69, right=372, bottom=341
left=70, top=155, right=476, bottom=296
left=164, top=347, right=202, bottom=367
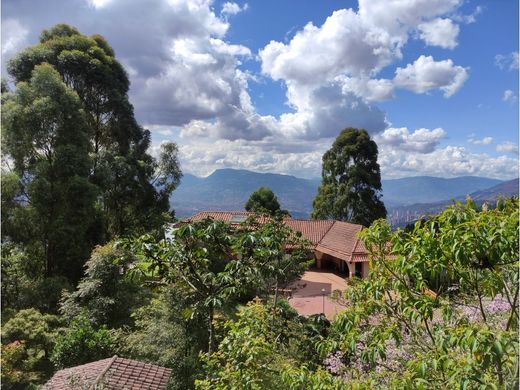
left=183, top=211, right=371, bottom=263
left=284, top=219, right=335, bottom=245
left=315, top=221, right=363, bottom=261
left=43, top=356, right=172, bottom=389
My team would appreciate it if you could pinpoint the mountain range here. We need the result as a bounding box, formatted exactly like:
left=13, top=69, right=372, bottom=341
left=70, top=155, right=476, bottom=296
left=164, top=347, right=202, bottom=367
left=171, top=168, right=518, bottom=224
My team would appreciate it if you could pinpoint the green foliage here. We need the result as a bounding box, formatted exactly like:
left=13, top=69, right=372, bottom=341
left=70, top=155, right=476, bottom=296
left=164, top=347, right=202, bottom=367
left=2, top=63, right=97, bottom=282
left=60, top=243, right=147, bottom=328
left=1, top=309, right=63, bottom=388
left=128, top=216, right=311, bottom=354
left=2, top=24, right=183, bottom=290
left=245, top=186, right=287, bottom=215
left=312, top=128, right=386, bottom=226
left=317, top=198, right=519, bottom=388
left=123, top=289, right=204, bottom=390
left=2, top=243, right=72, bottom=313
left=196, top=301, right=342, bottom=390
left=7, top=24, right=182, bottom=240
left=50, top=313, right=117, bottom=369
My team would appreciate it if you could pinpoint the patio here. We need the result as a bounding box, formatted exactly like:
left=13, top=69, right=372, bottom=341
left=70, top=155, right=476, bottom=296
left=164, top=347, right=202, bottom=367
left=287, top=270, right=349, bottom=319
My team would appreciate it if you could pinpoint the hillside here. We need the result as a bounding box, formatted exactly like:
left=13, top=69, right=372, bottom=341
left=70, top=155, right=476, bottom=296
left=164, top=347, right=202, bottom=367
left=172, top=169, right=510, bottom=219
left=381, top=176, right=503, bottom=206
left=387, top=178, right=519, bottom=227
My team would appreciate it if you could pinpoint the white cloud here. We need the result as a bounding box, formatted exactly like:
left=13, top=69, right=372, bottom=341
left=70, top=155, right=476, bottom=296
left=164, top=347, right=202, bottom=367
left=177, top=138, right=325, bottom=178
left=375, top=127, right=446, bottom=153
left=467, top=135, right=493, bottom=145
left=418, top=18, right=459, bottom=49
left=338, top=76, right=395, bottom=101
left=3, top=0, right=483, bottom=179
left=379, top=145, right=519, bottom=179
left=393, top=55, right=469, bottom=97
left=502, top=89, right=518, bottom=103
left=1, top=19, right=29, bottom=57
left=496, top=142, right=519, bottom=155
left=450, top=5, right=483, bottom=24
left=495, top=52, right=519, bottom=70
left=221, top=2, right=248, bottom=16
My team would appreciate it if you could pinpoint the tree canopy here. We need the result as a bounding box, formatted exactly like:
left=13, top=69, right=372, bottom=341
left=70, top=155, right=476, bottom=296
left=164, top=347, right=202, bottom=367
left=2, top=24, right=182, bottom=283
left=245, top=186, right=287, bottom=216
left=5, top=23, right=182, bottom=240
left=312, top=128, right=386, bottom=226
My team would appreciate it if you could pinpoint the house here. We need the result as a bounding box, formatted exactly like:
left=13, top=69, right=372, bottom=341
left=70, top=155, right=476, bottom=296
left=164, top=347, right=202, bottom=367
left=42, top=356, right=172, bottom=389
left=185, top=211, right=371, bottom=278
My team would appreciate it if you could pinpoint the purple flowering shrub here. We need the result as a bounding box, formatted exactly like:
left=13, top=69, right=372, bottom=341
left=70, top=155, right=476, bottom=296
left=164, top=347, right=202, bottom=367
left=318, top=198, right=519, bottom=388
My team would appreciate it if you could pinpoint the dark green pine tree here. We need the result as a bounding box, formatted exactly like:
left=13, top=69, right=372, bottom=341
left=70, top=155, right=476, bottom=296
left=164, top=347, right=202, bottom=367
left=312, top=128, right=386, bottom=226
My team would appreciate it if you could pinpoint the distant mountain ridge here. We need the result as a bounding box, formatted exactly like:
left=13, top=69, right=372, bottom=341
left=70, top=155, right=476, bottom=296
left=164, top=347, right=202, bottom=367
left=387, top=178, right=519, bottom=227
left=171, top=168, right=515, bottom=220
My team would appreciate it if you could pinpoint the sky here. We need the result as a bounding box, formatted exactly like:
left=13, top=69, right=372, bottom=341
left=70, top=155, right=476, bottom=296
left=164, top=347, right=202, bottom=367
left=2, top=0, right=519, bottom=180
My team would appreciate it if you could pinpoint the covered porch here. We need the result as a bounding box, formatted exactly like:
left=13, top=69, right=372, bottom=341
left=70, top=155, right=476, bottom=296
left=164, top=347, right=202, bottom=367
left=314, top=250, right=369, bottom=279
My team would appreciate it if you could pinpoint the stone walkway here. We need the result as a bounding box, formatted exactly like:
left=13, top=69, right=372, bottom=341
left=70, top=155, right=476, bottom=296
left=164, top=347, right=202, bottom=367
left=287, top=270, right=349, bottom=319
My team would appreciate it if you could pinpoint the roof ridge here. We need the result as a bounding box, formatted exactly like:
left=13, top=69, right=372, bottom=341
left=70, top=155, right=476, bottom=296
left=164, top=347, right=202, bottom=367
left=316, top=220, right=337, bottom=246
left=92, top=355, right=118, bottom=389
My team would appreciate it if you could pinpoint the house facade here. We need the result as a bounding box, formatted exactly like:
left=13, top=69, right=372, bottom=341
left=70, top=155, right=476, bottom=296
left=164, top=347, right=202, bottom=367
left=185, top=211, right=371, bottom=279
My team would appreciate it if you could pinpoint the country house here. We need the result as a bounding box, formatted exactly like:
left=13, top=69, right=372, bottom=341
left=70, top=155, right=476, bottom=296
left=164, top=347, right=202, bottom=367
left=184, top=211, right=371, bottom=279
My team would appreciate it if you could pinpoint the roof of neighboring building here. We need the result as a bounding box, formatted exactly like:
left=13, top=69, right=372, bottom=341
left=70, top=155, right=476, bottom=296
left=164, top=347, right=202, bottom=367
left=42, top=356, right=172, bottom=390
left=185, top=211, right=370, bottom=263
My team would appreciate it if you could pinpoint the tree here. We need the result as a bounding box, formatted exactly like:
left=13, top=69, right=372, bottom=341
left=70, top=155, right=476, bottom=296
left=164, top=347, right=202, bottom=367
left=196, top=301, right=343, bottom=390
left=6, top=24, right=182, bottom=240
left=1, top=309, right=63, bottom=388
left=128, top=216, right=311, bottom=354
left=245, top=187, right=287, bottom=216
left=316, top=198, right=519, bottom=388
left=312, top=128, right=386, bottom=226
left=2, top=63, right=97, bottom=282
left=60, top=243, right=146, bottom=328
left=50, top=313, right=117, bottom=369
left=122, top=288, right=204, bottom=390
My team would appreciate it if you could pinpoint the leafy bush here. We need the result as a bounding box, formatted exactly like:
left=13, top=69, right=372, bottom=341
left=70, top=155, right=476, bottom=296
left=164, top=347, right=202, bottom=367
left=1, top=243, right=72, bottom=313
left=50, top=314, right=117, bottom=369
left=123, top=290, right=203, bottom=390
left=60, top=243, right=146, bottom=328
left=1, top=309, right=63, bottom=388
left=318, top=198, right=519, bottom=388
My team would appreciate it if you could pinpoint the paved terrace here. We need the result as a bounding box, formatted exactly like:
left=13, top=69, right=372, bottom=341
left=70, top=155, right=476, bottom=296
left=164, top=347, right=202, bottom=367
left=287, top=270, right=349, bottom=319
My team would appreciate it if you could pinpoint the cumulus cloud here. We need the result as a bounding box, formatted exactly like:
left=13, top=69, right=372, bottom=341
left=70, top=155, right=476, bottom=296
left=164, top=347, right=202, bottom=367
left=221, top=2, right=248, bottom=16
left=495, top=52, right=519, bottom=71
left=393, top=55, right=469, bottom=97
left=502, top=89, right=518, bottom=104
left=418, top=18, right=459, bottom=49
left=3, top=0, right=485, bottom=179
left=375, top=127, right=446, bottom=153
left=379, top=145, right=519, bottom=179
left=467, top=134, right=493, bottom=145
left=257, top=0, right=468, bottom=145
left=177, top=138, right=326, bottom=178
left=496, top=142, right=519, bottom=155
left=1, top=19, right=29, bottom=57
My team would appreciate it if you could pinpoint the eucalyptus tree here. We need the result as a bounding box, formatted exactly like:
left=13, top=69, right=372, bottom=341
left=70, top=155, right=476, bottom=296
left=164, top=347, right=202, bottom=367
left=6, top=24, right=182, bottom=239
left=312, top=128, right=386, bottom=226
left=2, top=63, right=96, bottom=281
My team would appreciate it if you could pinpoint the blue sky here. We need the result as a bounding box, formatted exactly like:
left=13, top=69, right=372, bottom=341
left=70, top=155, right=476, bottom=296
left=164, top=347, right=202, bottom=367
left=2, top=0, right=518, bottom=179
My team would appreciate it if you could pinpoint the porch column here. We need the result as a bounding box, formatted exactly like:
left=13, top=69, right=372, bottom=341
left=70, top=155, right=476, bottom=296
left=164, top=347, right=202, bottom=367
left=346, top=262, right=355, bottom=279
left=315, top=251, right=323, bottom=269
